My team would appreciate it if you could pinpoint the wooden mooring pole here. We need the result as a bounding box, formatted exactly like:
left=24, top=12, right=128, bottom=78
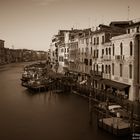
left=89, top=92, right=92, bottom=125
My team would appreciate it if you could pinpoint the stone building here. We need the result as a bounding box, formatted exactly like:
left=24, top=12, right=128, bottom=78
left=110, top=21, right=140, bottom=101
left=78, top=28, right=92, bottom=74
left=0, top=39, right=5, bottom=64
left=90, top=22, right=128, bottom=97
left=50, top=35, right=59, bottom=64
left=4, top=48, right=11, bottom=63
left=50, top=29, right=81, bottom=73
left=68, top=29, right=82, bottom=72
left=50, top=20, right=140, bottom=101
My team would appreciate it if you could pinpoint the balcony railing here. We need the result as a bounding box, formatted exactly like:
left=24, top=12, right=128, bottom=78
left=115, top=55, right=125, bottom=61
left=93, top=56, right=98, bottom=59
left=90, top=70, right=103, bottom=77
left=102, top=73, right=111, bottom=79
left=85, top=52, right=89, bottom=57
left=68, top=59, right=74, bottom=62
left=101, top=55, right=111, bottom=61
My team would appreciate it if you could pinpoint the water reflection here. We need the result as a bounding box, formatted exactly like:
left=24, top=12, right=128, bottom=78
left=0, top=63, right=130, bottom=140
left=23, top=89, right=60, bottom=107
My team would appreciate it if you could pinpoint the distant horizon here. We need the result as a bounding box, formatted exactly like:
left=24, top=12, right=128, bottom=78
left=0, top=0, right=140, bottom=51
left=3, top=45, right=48, bottom=52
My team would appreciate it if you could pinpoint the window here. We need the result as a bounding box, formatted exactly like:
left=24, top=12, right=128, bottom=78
left=128, top=29, right=130, bottom=34
left=61, top=48, right=63, bottom=53
left=106, top=48, right=108, bottom=55
left=129, top=64, right=132, bottom=79
left=109, top=48, right=111, bottom=55
left=94, top=50, right=96, bottom=57
left=86, top=38, right=89, bottom=45
left=108, top=65, right=111, bottom=74
left=130, top=41, right=133, bottom=56
left=113, top=44, right=115, bottom=56
left=102, top=36, right=105, bottom=44
left=82, top=48, right=84, bottom=55
left=79, top=48, right=80, bottom=54
left=102, top=49, right=104, bottom=56
left=102, top=65, right=104, bottom=73
left=94, top=38, right=96, bottom=45
left=120, top=64, right=122, bottom=77
left=81, top=39, right=84, bottom=44
left=90, top=59, right=92, bottom=66
left=96, top=64, right=98, bottom=72
left=59, top=56, right=63, bottom=62
left=95, top=81, right=97, bottom=88
left=67, top=48, right=69, bottom=52
left=120, top=43, right=123, bottom=55
left=97, top=50, right=99, bottom=58
left=97, top=37, right=99, bottom=45
left=91, top=47, right=92, bottom=55
left=86, top=47, right=88, bottom=55
left=105, top=65, right=107, bottom=74
left=93, top=64, right=95, bottom=71
left=112, top=63, right=114, bottom=75
left=84, top=59, right=88, bottom=65
left=90, top=37, right=93, bottom=44
left=137, top=26, right=139, bottom=33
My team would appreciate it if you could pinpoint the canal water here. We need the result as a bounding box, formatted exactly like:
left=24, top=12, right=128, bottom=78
left=0, top=63, right=129, bottom=140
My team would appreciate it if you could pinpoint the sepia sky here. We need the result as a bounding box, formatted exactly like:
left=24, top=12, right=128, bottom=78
left=0, top=0, right=140, bottom=51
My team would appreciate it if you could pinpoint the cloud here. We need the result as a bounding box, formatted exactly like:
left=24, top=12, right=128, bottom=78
left=31, top=0, right=61, bottom=6
left=31, top=0, right=73, bottom=6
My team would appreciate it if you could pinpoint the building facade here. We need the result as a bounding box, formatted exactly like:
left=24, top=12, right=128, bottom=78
left=0, top=40, right=5, bottom=64
left=110, top=21, right=140, bottom=101
left=50, top=20, right=140, bottom=101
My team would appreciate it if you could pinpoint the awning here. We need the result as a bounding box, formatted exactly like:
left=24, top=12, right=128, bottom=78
left=91, top=75, right=102, bottom=81
left=101, top=79, right=130, bottom=90
left=68, top=70, right=88, bottom=76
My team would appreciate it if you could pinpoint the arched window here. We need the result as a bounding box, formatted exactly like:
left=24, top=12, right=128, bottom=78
left=108, top=65, right=111, bottom=74
left=120, top=64, right=123, bottom=77
left=112, top=44, right=115, bottom=56
left=93, top=64, right=95, bottom=71
left=106, top=48, right=108, bottom=55
left=120, top=42, right=123, bottom=55
left=102, top=49, right=104, bottom=56
left=129, top=64, right=132, bottom=79
left=102, top=65, right=104, bottom=73
left=109, top=48, right=111, bottom=55
left=105, top=65, right=107, bottom=74
left=112, top=63, right=114, bottom=75
left=96, top=64, right=98, bottom=72
left=130, top=41, right=133, bottom=56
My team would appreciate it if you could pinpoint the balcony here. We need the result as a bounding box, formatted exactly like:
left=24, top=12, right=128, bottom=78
left=102, top=73, right=111, bottom=79
left=69, top=59, right=74, bottom=63
left=115, top=55, right=125, bottom=61
left=101, top=55, right=111, bottom=61
left=85, top=52, right=89, bottom=57
left=90, top=70, right=103, bottom=77
left=93, top=56, right=98, bottom=59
